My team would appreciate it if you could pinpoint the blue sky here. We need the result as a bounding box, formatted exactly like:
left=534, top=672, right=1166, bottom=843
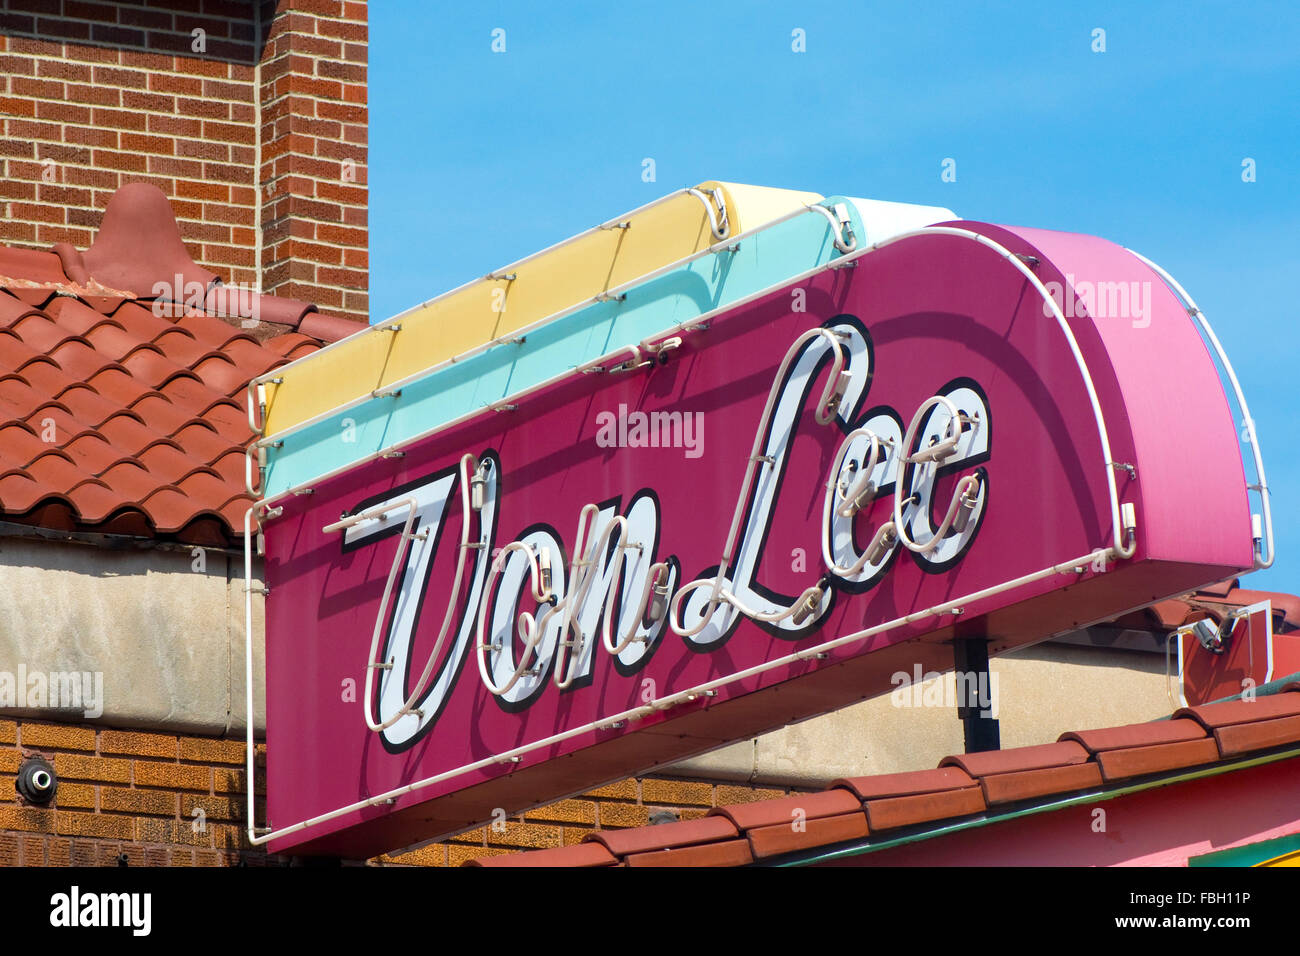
left=370, top=1, right=1298, bottom=592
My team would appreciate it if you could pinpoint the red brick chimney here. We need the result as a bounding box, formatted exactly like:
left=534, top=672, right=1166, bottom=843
left=0, top=0, right=368, bottom=323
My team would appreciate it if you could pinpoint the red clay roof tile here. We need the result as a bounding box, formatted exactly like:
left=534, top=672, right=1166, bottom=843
left=111, top=302, right=176, bottom=342
left=1175, top=692, right=1300, bottom=730
left=464, top=680, right=1300, bottom=868
left=61, top=435, right=125, bottom=475
left=191, top=354, right=257, bottom=395
left=1061, top=717, right=1207, bottom=753
left=76, top=183, right=218, bottom=296
left=299, top=312, right=365, bottom=344
left=624, top=838, right=755, bottom=868
left=1213, top=714, right=1300, bottom=757
left=940, top=740, right=1089, bottom=777
left=466, top=842, right=617, bottom=868
left=8, top=288, right=57, bottom=308
left=709, top=788, right=860, bottom=831
left=0, top=293, right=40, bottom=326
left=0, top=246, right=70, bottom=286
left=978, top=762, right=1104, bottom=805
left=834, top=766, right=976, bottom=801
left=746, top=811, right=870, bottom=860
left=0, top=184, right=362, bottom=543
left=236, top=290, right=316, bottom=329
left=1199, top=589, right=1300, bottom=630
left=865, top=785, right=987, bottom=831
left=97, top=461, right=166, bottom=502
left=40, top=296, right=110, bottom=333
left=265, top=332, right=320, bottom=358
left=0, top=424, right=50, bottom=464
left=585, top=815, right=738, bottom=857
left=64, top=479, right=124, bottom=523
left=1095, top=737, right=1221, bottom=782
left=1148, top=599, right=1194, bottom=630
left=175, top=311, right=254, bottom=350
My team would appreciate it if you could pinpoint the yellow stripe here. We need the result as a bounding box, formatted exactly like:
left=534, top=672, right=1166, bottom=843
left=1256, top=849, right=1300, bottom=867
left=261, top=181, right=821, bottom=436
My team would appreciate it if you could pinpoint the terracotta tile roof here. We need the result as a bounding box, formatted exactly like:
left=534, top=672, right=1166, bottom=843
left=977, top=762, right=1103, bottom=806
left=585, top=815, right=738, bottom=857
left=1094, top=737, right=1221, bottom=782
left=468, top=681, right=1300, bottom=866
left=938, top=739, right=1088, bottom=777
left=0, top=184, right=362, bottom=545
left=625, top=839, right=755, bottom=868
left=470, top=842, right=617, bottom=868
left=1176, top=692, right=1300, bottom=729
left=1145, top=581, right=1300, bottom=632
left=1060, top=717, right=1206, bottom=753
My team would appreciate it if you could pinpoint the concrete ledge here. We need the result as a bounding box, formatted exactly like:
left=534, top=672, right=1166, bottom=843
left=0, top=536, right=264, bottom=736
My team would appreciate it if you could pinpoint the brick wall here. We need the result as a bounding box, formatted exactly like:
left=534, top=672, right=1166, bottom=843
left=259, top=0, right=368, bottom=322
left=2, top=715, right=792, bottom=867
left=375, top=779, right=792, bottom=868
left=0, top=717, right=286, bottom=866
left=0, top=0, right=368, bottom=323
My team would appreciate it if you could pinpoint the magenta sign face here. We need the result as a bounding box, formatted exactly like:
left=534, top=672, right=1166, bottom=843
left=261, top=222, right=1255, bottom=856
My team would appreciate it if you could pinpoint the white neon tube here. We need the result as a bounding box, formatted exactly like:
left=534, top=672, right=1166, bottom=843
left=249, top=199, right=828, bottom=438
left=686, top=186, right=730, bottom=240
left=475, top=541, right=554, bottom=697
left=829, top=428, right=883, bottom=519
left=321, top=495, right=420, bottom=731
left=248, top=186, right=734, bottom=413
left=243, top=506, right=258, bottom=839
left=319, top=454, right=481, bottom=732
left=244, top=442, right=260, bottom=498
left=250, top=226, right=1134, bottom=568
left=889, top=395, right=984, bottom=556
left=242, top=540, right=1128, bottom=848
left=607, top=562, right=670, bottom=655
left=243, top=226, right=1152, bottom=846
left=1124, top=248, right=1274, bottom=571
left=551, top=506, right=630, bottom=690
left=481, top=504, right=674, bottom=693
left=668, top=327, right=848, bottom=638
left=803, top=202, right=857, bottom=253
left=889, top=395, right=977, bottom=554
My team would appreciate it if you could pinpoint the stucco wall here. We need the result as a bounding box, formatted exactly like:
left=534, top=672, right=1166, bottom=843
left=0, top=534, right=1171, bottom=784
left=0, top=536, right=264, bottom=736
left=662, top=642, right=1172, bottom=786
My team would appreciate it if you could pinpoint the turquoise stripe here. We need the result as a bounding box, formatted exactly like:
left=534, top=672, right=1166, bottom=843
left=1188, top=830, right=1300, bottom=867
left=262, top=199, right=864, bottom=497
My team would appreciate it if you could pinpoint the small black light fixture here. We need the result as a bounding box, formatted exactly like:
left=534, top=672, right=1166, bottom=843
left=1193, top=614, right=1236, bottom=655
left=15, top=756, right=57, bottom=805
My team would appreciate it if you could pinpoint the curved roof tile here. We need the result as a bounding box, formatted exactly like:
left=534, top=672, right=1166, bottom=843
left=0, top=184, right=362, bottom=544
left=474, top=685, right=1300, bottom=867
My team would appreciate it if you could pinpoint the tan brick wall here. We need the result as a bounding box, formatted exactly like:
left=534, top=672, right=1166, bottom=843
left=0, top=0, right=368, bottom=324
left=2, top=714, right=794, bottom=867
left=374, top=778, right=796, bottom=868
left=0, top=716, right=285, bottom=867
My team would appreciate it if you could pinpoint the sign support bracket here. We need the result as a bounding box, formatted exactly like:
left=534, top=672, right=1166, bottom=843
left=954, top=637, right=1000, bottom=754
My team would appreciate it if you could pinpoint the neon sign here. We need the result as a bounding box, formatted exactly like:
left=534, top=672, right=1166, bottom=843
left=249, top=221, right=1267, bottom=856
left=319, top=319, right=996, bottom=748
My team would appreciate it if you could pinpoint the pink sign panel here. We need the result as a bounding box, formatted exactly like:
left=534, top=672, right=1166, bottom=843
left=260, top=222, right=1255, bottom=856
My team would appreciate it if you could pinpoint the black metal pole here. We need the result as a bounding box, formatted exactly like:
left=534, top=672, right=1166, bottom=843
left=953, top=637, right=1000, bottom=753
